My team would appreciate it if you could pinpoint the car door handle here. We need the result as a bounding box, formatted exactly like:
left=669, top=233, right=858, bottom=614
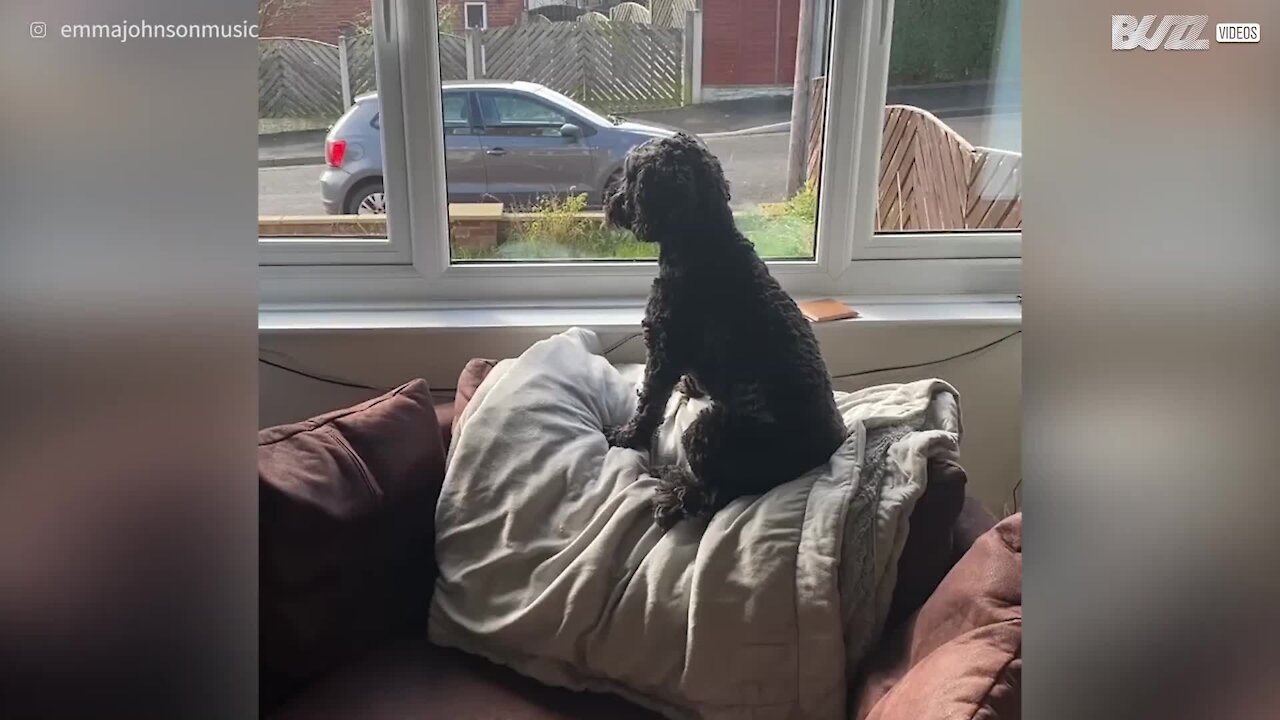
left=485, top=147, right=506, bottom=156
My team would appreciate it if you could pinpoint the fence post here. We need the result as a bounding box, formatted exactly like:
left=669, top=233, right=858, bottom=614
left=785, top=0, right=816, bottom=196
left=806, top=76, right=826, bottom=187
left=338, top=32, right=353, bottom=110
left=465, top=29, right=483, bottom=79
left=692, top=10, right=703, bottom=103
left=682, top=9, right=703, bottom=105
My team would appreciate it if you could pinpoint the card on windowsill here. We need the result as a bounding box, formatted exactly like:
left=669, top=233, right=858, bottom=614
left=798, top=298, right=860, bottom=323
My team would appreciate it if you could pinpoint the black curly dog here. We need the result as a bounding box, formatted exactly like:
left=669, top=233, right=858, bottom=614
left=603, top=133, right=848, bottom=529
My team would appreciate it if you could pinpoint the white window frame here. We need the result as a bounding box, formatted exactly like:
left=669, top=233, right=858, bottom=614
left=259, top=0, right=1021, bottom=308
left=463, top=1, right=488, bottom=29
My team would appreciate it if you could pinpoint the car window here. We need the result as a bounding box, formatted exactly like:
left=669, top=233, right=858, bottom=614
left=442, top=92, right=472, bottom=135
left=531, top=89, right=609, bottom=127
left=478, top=92, right=568, bottom=137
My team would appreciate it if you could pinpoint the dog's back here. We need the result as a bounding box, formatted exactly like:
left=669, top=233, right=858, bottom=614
left=676, top=240, right=837, bottom=401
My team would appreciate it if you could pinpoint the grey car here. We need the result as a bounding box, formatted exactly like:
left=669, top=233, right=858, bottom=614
left=320, top=80, right=677, bottom=215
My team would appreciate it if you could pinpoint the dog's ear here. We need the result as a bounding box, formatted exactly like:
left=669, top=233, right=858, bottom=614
left=630, top=148, right=698, bottom=241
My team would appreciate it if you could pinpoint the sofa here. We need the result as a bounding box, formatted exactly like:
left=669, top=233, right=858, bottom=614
left=260, top=360, right=1022, bottom=719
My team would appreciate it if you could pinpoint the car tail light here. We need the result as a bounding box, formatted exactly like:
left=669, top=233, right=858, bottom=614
left=325, top=139, right=347, bottom=168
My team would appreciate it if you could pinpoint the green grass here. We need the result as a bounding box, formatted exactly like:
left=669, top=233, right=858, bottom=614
left=452, top=207, right=816, bottom=262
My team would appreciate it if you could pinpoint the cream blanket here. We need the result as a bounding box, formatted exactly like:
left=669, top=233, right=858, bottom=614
left=430, top=328, right=961, bottom=720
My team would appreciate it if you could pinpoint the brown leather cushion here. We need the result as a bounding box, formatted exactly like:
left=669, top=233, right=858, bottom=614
left=259, top=380, right=447, bottom=712
left=272, top=639, right=663, bottom=720
left=273, top=516, right=1019, bottom=720
left=267, top=364, right=986, bottom=719
left=448, top=357, right=968, bottom=630
left=885, top=457, right=967, bottom=630
left=852, top=514, right=1022, bottom=720
left=953, top=494, right=1001, bottom=564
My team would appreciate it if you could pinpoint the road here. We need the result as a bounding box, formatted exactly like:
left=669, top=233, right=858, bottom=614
left=260, top=164, right=328, bottom=217
left=258, top=112, right=1020, bottom=216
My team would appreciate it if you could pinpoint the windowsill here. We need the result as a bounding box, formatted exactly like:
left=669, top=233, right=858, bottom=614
left=258, top=294, right=1022, bottom=333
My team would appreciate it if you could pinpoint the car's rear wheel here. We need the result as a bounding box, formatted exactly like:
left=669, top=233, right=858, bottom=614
left=346, top=181, right=386, bottom=215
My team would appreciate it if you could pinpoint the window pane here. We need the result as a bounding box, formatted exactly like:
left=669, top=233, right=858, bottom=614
left=257, top=4, right=388, bottom=237
left=481, top=93, right=567, bottom=126
left=442, top=92, right=475, bottom=137
left=874, top=0, right=1022, bottom=234
left=465, top=4, right=487, bottom=29
left=443, top=93, right=470, bottom=125
left=434, top=1, right=835, bottom=263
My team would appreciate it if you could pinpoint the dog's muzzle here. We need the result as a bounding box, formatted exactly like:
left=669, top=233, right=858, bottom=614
left=603, top=184, right=632, bottom=230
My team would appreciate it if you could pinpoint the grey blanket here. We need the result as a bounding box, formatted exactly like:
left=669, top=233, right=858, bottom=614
left=430, top=328, right=962, bottom=720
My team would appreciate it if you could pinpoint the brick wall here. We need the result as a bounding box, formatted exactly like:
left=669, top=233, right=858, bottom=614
left=260, top=0, right=523, bottom=42
left=260, top=0, right=371, bottom=42
left=261, top=0, right=795, bottom=87
left=440, top=0, right=524, bottom=29
left=702, top=0, right=800, bottom=86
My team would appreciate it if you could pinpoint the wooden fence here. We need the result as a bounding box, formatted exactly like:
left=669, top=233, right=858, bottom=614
left=480, top=22, right=684, bottom=112
left=805, top=76, right=827, bottom=187
left=346, top=33, right=466, bottom=88
left=259, top=22, right=685, bottom=120
left=439, top=34, right=468, bottom=81
left=345, top=34, right=378, bottom=96
left=803, top=77, right=1022, bottom=231
left=651, top=0, right=696, bottom=28
left=257, top=34, right=414, bottom=118
left=258, top=37, right=345, bottom=119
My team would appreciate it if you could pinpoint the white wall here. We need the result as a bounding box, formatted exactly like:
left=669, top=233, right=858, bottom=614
left=260, top=322, right=1020, bottom=514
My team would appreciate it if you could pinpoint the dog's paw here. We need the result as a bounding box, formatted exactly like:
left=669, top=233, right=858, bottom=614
left=651, top=467, right=716, bottom=530
left=605, top=424, right=639, bottom=449
left=676, top=375, right=706, bottom=399
left=651, top=494, right=685, bottom=530
left=606, top=421, right=657, bottom=450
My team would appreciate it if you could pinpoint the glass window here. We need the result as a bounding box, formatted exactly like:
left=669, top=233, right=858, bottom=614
left=442, top=92, right=474, bottom=135
left=258, top=15, right=392, bottom=249
left=480, top=92, right=567, bottom=127
left=464, top=3, right=487, bottom=30
left=443, top=93, right=469, bottom=125
left=259, top=0, right=1022, bottom=301
left=874, top=0, right=1022, bottom=234
left=436, top=2, right=835, bottom=263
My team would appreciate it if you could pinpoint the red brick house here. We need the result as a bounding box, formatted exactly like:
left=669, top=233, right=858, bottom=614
left=260, top=0, right=525, bottom=41
left=259, top=0, right=369, bottom=42
left=440, top=0, right=526, bottom=31
left=702, top=0, right=802, bottom=87
left=260, top=0, right=805, bottom=88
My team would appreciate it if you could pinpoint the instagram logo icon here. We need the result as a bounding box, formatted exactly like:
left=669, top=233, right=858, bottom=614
left=30, top=21, right=47, bottom=38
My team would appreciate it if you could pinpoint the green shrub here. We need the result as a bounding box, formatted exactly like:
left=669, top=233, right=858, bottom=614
left=888, top=0, right=1005, bottom=85
left=521, top=193, right=594, bottom=248
left=766, top=179, right=818, bottom=225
